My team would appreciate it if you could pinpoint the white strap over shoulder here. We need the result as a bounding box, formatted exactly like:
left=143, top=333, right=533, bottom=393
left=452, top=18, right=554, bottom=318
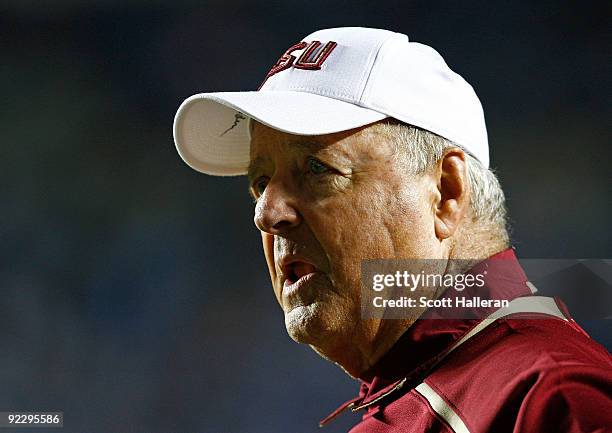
left=446, top=295, right=567, bottom=359
left=352, top=296, right=568, bottom=415
left=414, top=296, right=567, bottom=433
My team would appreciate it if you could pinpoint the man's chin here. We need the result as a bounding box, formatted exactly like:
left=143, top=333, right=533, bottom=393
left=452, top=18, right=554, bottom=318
left=284, top=304, right=321, bottom=343
left=284, top=302, right=344, bottom=346
left=284, top=303, right=362, bottom=376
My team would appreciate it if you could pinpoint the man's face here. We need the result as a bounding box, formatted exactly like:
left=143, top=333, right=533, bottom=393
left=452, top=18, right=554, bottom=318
left=248, top=121, right=441, bottom=357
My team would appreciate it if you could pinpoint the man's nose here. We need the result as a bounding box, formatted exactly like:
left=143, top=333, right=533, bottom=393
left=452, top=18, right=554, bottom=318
left=253, top=180, right=301, bottom=235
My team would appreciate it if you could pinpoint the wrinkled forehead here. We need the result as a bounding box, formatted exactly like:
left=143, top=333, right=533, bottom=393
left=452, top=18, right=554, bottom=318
left=247, top=119, right=402, bottom=184
left=247, top=121, right=338, bottom=174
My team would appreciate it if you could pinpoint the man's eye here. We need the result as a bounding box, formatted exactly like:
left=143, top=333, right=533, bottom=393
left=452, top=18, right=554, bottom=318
left=252, top=177, right=269, bottom=197
left=307, top=157, right=330, bottom=175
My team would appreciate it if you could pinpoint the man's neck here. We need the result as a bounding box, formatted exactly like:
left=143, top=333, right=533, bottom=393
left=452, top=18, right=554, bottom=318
left=354, top=234, right=509, bottom=378
left=450, top=221, right=509, bottom=262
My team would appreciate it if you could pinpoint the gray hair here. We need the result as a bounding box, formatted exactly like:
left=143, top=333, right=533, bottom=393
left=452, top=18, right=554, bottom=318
left=375, top=121, right=509, bottom=244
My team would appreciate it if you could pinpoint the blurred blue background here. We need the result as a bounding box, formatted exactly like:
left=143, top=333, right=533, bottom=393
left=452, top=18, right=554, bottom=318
left=1, top=1, right=610, bottom=432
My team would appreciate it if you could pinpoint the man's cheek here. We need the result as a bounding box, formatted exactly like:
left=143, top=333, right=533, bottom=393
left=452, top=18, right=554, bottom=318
left=273, top=284, right=283, bottom=308
left=261, top=232, right=276, bottom=283
left=261, top=233, right=285, bottom=308
left=327, top=254, right=357, bottom=295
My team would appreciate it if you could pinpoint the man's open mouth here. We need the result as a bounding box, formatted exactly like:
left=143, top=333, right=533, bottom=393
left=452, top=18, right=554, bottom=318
left=283, top=261, right=317, bottom=285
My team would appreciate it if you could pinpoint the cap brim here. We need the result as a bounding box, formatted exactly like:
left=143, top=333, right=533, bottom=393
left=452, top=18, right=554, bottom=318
left=173, top=91, right=387, bottom=176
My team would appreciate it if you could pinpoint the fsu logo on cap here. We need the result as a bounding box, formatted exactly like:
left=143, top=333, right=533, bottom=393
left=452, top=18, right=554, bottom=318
left=259, top=41, right=337, bottom=88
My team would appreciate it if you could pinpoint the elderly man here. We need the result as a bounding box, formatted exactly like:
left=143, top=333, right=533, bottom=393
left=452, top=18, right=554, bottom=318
left=173, top=28, right=611, bottom=433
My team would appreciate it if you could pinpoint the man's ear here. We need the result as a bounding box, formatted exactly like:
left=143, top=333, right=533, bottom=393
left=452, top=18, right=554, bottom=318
left=434, top=149, right=469, bottom=241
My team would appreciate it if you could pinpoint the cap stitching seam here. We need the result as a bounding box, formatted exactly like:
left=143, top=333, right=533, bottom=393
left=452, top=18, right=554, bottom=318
left=358, top=34, right=398, bottom=105
left=353, top=37, right=389, bottom=103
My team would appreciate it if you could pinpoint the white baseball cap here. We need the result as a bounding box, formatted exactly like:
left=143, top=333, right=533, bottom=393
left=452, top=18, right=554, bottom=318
left=173, top=27, right=489, bottom=175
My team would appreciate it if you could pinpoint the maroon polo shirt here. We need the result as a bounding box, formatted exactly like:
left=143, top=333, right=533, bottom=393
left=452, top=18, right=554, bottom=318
left=320, top=249, right=612, bottom=432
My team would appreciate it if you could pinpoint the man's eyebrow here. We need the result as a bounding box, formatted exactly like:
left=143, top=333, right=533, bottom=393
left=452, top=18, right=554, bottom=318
left=247, top=140, right=324, bottom=181
left=292, top=140, right=323, bottom=152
